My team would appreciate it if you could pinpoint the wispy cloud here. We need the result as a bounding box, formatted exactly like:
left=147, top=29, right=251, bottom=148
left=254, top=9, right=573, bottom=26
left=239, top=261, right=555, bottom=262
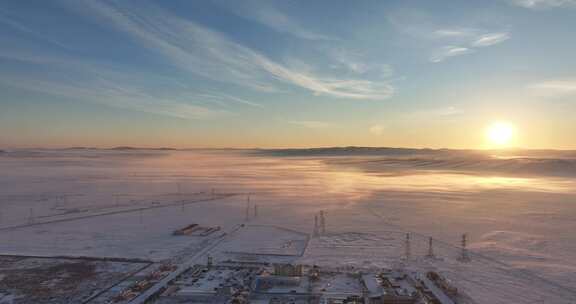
left=330, top=50, right=370, bottom=74
left=528, top=80, right=576, bottom=97
left=289, top=120, right=332, bottom=129
left=507, top=0, right=576, bottom=9
left=218, top=0, right=333, bottom=41
left=429, top=31, right=509, bottom=63
left=259, top=59, right=395, bottom=99
left=433, top=29, right=510, bottom=48
left=63, top=0, right=393, bottom=100
left=471, top=32, right=510, bottom=47
left=408, top=106, right=463, bottom=118
left=196, top=93, right=263, bottom=108
left=432, top=28, right=477, bottom=38
left=329, top=48, right=394, bottom=77
left=0, top=75, right=232, bottom=120
left=0, top=51, right=235, bottom=119
left=0, top=9, right=70, bottom=50
left=430, top=46, right=474, bottom=63
left=388, top=13, right=509, bottom=63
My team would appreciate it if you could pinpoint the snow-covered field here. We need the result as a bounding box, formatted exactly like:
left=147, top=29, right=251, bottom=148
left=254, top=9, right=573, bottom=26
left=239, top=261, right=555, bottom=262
left=0, top=148, right=575, bottom=303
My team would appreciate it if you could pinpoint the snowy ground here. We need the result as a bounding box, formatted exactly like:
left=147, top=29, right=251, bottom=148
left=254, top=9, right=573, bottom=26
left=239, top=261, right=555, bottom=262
left=0, top=148, right=575, bottom=303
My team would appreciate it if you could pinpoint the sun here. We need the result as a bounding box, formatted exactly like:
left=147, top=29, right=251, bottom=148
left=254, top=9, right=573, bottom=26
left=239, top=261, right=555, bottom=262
left=486, top=122, right=515, bottom=147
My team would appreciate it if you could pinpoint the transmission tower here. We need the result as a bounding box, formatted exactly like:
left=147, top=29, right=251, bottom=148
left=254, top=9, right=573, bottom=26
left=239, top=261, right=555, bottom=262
left=319, top=210, right=326, bottom=235
left=405, top=233, right=411, bottom=260
left=313, top=215, right=319, bottom=237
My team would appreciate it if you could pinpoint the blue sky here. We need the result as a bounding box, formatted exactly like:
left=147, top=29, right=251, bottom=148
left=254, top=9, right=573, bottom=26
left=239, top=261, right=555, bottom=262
left=1, top=0, right=575, bottom=148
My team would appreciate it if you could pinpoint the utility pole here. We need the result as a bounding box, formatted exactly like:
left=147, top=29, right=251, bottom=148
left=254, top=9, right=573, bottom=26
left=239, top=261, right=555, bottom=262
left=54, top=195, right=64, bottom=208
left=319, top=211, right=326, bottom=235
left=254, top=204, right=258, bottom=218
left=207, top=255, right=213, bottom=268
left=313, top=215, right=319, bottom=237
left=113, top=194, right=120, bottom=207
left=245, top=194, right=251, bottom=221
left=426, top=237, right=435, bottom=258
left=458, top=233, right=471, bottom=262
left=28, top=207, right=35, bottom=225
left=405, top=233, right=411, bottom=260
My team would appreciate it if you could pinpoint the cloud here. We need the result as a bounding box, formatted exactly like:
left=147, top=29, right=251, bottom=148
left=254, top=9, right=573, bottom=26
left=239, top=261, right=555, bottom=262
left=63, top=0, right=393, bottom=100
left=0, top=51, right=238, bottom=119
left=329, top=49, right=394, bottom=77
left=429, top=30, right=510, bottom=63
left=289, top=121, right=332, bottom=129
left=471, top=32, right=510, bottom=47
left=433, top=29, right=510, bottom=48
left=388, top=14, right=509, bottom=63
left=407, top=106, right=463, bottom=118
left=219, top=0, right=333, bottom=41
left=527, top=80, right=576, bottom=97
left=430, top=46, right=474, bottom=63
left=369, top=124, right=385, bottom=136
left=433, top=29, right=477, bottom=38
left=196, top=93, right=263, bottom=108
left=0, top=9, right=71, bottom=50
left=507, top=0, right=576, bottom=9
left=331, top=51, right=370, bottom=74
left=0, top=75, right=232, bottom=120
left=259, top=58, right=395, bottom=99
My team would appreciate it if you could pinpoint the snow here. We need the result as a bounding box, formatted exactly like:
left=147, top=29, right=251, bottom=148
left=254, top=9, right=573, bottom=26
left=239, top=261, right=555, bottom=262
left=0, top=148, right=575, bottom=303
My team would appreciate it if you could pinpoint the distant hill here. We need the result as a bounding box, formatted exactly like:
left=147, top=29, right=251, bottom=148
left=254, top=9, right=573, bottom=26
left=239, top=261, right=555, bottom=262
left=64, top=147, right=98, bottom=150
left=261, top=146, right=470, bottom=157
left=110, top=146, right=177, bottom=151
left=259, top=146, right=576, bottom=158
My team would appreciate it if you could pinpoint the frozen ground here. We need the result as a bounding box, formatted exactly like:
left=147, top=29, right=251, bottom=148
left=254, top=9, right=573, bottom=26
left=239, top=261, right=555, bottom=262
left=0, top=148, right=575, bottom=303
left=0, top=255, right=150, bottom=304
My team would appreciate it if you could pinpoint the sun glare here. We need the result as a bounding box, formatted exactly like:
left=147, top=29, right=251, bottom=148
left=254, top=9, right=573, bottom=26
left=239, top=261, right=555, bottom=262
left=486, top=122, right=515, bottom=147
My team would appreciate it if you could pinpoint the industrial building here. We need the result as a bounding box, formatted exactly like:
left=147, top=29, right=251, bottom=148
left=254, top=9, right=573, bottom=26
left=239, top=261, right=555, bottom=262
left=153, top=262, right=468, bottom=304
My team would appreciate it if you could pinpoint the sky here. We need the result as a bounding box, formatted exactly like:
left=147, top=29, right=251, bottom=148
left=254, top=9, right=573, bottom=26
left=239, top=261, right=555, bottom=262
left=1, top=0, right=575, bottom=149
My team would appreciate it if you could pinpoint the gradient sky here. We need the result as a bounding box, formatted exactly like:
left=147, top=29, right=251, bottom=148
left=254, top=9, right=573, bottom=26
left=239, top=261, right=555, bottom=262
left=1, top=0, right=575, bottom=149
